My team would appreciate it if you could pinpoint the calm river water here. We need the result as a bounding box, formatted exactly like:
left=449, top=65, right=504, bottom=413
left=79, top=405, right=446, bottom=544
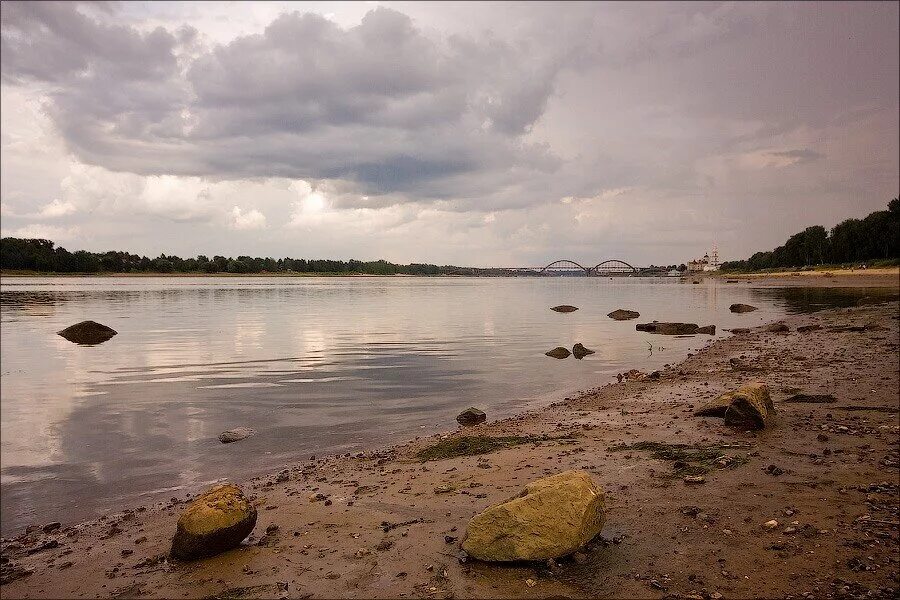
left=0, top=276, right=886, bottom=534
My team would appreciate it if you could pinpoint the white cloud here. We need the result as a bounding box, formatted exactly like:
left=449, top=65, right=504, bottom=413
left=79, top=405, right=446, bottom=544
left=228, top=206, right=267, bottom=230
left=4, top=224, right=80, bottom=241
left=37, top=199, right=78, bottom=218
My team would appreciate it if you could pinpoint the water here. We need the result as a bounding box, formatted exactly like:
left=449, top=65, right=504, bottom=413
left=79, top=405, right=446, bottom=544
left=0, top=276, right=890, bottom=535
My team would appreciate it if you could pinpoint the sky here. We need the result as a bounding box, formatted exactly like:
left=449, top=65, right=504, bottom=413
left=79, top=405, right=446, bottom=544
left=1, top=1, right=898, bottom=267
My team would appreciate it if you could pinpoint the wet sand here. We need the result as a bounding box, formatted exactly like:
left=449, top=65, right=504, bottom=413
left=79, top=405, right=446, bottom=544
left=1, top=291, right=898, bottom=598
left=717, top=269, right=899, bottom=288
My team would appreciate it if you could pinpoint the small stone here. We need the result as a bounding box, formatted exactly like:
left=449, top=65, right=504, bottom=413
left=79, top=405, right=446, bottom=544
left=545, top=346, right=571, bottom=359
left=607, top=309, right=640, bottom=320
left=572, top=343, right=595, bottom=359
left=218, top=427, right=256, bottom=444
left=729, top=303, right=758, bottom=313
left=550, top=305, right=578, bottom=313
left=683, top=476, right=705, bottom=484
left=57, top=321, right=117, bottom=345
left=456, top=407, right=486, bottom=426
left=764, top=520, right=779, bottom=530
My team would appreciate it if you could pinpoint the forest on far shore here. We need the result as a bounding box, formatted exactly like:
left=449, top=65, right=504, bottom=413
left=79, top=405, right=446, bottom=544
left=721, top=199, right=899, bottom=272
left=0, top=238, right=462, bottom=275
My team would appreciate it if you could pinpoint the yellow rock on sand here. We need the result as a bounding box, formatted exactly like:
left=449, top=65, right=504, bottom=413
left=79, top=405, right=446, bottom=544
left=170, top=483, right=257, bottom=560
left=462, top=470, right=606, bottom=562
left=694, top=382, right=775, bottom=429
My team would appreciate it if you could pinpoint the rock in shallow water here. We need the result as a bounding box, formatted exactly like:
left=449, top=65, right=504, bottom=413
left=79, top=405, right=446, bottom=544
left=572, top=343, right=595, bottom=359
left=456, top=407, right=486, bottom=426
left=550, top=305, right=578, bottom=313
left=635, top=322, right=715, bottom=335
left=218, top=427, right=256, bottom=444
left=170, top=483, right=257, bottom=560
left=57, top=320, right=117, bottom=345
left=729, top=303, right=758, bottom=313
left=545, top=347, right=571, bottom=359
left=462, top=470, right=606, bottom=561
left=607, top=309, right=640, bottom=320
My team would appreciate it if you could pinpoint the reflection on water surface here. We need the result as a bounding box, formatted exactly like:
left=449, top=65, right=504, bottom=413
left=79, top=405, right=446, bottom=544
left=0, top=276, right=891, bottom=534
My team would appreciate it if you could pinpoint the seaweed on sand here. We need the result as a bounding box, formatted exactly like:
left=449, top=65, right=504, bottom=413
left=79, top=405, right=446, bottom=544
left=416, top=434, right=573, bottom=462
left=608, top=441, right=750, bottom=476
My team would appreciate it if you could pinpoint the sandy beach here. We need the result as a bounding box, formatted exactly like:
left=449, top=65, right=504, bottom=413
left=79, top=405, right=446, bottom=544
left=1, top=285, right=898, bottom=599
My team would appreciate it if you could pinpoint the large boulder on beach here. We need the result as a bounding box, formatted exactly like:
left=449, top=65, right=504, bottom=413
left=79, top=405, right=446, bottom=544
left=170, top=484, right=257, bottom=560
left=462, top=470, right=605, bottom=562
left=57, top=321, right=117, bottom=345
left=729, top=303, right=758, bottom=313
left=456, top=407, right=487, bottom=426
left=694, top=382, right=775, bottom=429
left=572, top=343, right=595, bottom=359
left=550, top=305, right=579, bottom=313
left=546, top=347, right=571, bottom=359
left=607, top=309, right=640, bottom=321
left=218, top=427, right=256, bottom=444
left=636, top=322, right=715, bottom=335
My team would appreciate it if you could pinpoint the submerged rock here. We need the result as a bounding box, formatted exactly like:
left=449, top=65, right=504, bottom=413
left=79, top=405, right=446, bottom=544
left=170, top=483, right=257, bottom=560
left=729, top=303, right=758, bottom=313
left=550, top=305, right=579, bottom=313
left=545, top=347, right=571, bottom=359
left=456, top=407, right=487, bottom=426
left=694, top=382, right=775, bottom=429
left=635, top=322, right=715, bottom=335
left=218, top=427, right=256, bottom=444
left=607, top=309, right=640, bottom=321
left=571, top=343, right=595, bottom=359
left=462, top=470, right=605, bottom=561
left=57, top=320, right=117, bottom=345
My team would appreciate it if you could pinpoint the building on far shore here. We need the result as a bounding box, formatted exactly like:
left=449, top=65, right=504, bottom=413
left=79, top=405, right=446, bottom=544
left=687, top=246, right=720, bottom=272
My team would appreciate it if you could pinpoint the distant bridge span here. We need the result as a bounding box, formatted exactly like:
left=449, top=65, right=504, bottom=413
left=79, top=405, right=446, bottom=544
left=503, top=259, right=671, bottom=276
left=538, top=259, right=591, bottom=274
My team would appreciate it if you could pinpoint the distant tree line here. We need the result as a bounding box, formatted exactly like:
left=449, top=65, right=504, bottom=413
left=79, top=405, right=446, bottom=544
left=721, top=199, right=899, bottom=272
left=0, top=238, right=465, bottom=275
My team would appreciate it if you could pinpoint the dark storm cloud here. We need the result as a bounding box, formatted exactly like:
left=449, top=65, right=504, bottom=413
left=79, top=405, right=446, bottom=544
left=1, top=3, right=573, bottom=203
left=1, top=1, right=185, bottom=83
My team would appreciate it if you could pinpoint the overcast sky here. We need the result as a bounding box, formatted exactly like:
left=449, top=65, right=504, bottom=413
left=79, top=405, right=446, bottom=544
left=1, top=1, right=897, bottom=266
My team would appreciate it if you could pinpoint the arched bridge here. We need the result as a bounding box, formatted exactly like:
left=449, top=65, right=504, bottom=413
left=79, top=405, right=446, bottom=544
left=501, top=259, right=672, bottom=276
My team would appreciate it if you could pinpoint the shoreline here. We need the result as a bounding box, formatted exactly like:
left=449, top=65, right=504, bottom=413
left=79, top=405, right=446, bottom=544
left=2, top=295, right=899, bottom=597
